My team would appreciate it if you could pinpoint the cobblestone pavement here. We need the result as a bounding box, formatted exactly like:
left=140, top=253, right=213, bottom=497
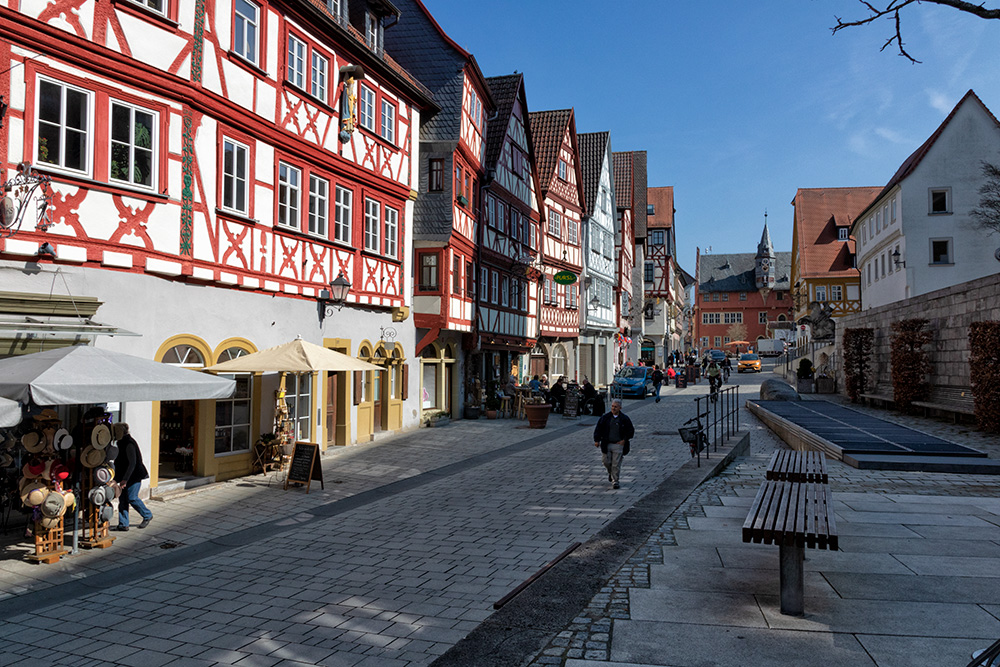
left=525, top=368, right=1000, bottom=666
left=0, top=375, right=733, bottom=667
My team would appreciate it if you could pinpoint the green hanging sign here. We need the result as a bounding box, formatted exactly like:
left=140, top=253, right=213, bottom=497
left=553, top=270, right=578, bottom=285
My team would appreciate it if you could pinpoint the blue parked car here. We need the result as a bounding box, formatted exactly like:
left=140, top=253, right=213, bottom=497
left=612, top=366, right=654, bottom=398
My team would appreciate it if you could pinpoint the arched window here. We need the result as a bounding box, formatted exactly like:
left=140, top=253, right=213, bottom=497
left=552, top=346, right=567, bottom=376
left=218, top=347, right=249, bottom=362
left=162, top=344, right=205, bottom=367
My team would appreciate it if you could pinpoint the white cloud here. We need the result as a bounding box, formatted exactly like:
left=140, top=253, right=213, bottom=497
left=926, top=89, right=953, bottom=114
left=874, top=127, right=910, bottom=144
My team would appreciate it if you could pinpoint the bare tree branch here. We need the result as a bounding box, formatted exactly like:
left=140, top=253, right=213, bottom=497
left=833, top=0, right=1000, bottom=63
left=971, top=161, right=1000, bottom=236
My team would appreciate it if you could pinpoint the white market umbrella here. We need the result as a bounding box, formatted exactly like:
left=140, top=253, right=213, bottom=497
left=204, top=336, right=383, bottom=373
left=0, top=397, right=21, bottom=427
left=0, top=345, right=236, bottom=405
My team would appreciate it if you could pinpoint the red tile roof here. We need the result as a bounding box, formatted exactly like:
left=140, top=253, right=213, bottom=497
left=527, top=109, right=574, bottom=192
left=793, top=187, right=881, bottom=279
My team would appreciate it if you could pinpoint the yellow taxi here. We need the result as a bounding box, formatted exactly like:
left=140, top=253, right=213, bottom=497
left=738, top=353, right=761, bottom=373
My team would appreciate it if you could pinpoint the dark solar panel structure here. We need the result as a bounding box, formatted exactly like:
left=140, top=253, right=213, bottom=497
left=755, top=401, right=984, bottom=457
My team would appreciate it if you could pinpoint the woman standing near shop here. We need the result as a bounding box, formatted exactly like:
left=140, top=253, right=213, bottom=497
left=113, top=424, right=153, bottom=531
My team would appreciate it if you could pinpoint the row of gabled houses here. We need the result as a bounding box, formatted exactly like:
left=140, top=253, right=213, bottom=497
left=0, top=0, right=683, bottom=493
left=692, top=89, right=1000, bottom=365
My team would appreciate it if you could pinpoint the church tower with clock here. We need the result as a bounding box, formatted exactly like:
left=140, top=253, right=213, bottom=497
left=755, top=216, right=776, bottom=298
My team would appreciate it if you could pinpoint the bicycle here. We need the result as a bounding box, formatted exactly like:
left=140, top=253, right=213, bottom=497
left=708, top=374, right=721, bottom=403
left=678, top=414, right=708, bottom=460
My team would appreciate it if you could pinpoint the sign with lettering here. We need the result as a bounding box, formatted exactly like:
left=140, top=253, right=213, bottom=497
left=553, top=270, right=577, bottom=285
left=563, top=385, right=580, bottom=418
left=284, top=442, right=324, bottom=493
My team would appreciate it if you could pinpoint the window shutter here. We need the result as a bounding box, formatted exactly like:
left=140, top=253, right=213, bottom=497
left=401, top=364, right=409, bottom=400
left=353, top=371, right=362, bottom=405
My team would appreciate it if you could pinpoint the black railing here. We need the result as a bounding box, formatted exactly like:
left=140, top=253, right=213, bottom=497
left=693, top=384, right=740, bottom=453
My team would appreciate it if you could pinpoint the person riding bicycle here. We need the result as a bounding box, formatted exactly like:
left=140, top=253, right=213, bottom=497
left=705, top=360, right=722, bottom=392
left=721, top=355, right=732, bottom=382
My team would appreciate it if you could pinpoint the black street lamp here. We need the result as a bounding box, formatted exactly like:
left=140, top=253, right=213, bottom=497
left=319, top=273, right=352, bottom=324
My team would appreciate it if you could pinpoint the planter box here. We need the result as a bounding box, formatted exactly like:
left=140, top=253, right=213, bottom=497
left=816, top=377, right=836, bottom=394
left=797, top=379, right=814, bottom=394
left=425, top=417, right=450, bottom=428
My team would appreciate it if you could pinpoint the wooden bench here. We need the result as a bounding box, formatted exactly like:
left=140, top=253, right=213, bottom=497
left=743, top=480, right=838, bottom=616
left=912, top=385, right=976, bottom=422
left=766, top=450, right=828, bottom=484
left=859, top=386, right=894, bottom=408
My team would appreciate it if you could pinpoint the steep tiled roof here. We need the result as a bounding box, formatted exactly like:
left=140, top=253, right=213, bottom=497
left=612, top=152, right=632, bottom=208
left=857, top=89, right=1000, bottom=222
left=484, top=74, right=521, bottom=170
left=528, top=109, right=573, bottom=192
left=578, top=131, right=611, bottom=217
left=698, top=252, right=793, bottom=293
left=793, top=187, right=880, bottom=279
left=612, top=151, right=648, bottom=238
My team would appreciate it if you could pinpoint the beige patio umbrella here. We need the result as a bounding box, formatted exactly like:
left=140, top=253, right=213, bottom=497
left=204, top=336, right=382, bottom=373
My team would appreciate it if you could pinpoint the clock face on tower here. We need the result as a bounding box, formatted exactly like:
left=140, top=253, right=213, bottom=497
left=761, top=259, right=770, bottom=270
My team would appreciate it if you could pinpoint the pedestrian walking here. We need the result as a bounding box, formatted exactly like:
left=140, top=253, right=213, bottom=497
left=593, top=398, right=635, bottom=489
left=113, top=423, right=153, bottom=531
left=651, top=365, right=664, bottom=403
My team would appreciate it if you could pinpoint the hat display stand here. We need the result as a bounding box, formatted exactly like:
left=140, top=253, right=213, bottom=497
left=78, top=470, right=114, bottom=550
left=273, top=373, right=295, bottom=476
left=26, top=514, right=67, bottom=564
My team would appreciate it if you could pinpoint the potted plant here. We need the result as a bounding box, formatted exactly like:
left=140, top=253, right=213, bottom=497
left=422, top=410, right=450, bottom=427
left=484, top=395, right=501, bottom=419
left=815, top=367, right=835, bottom=394
left=524, top=395, right=551, bottom=429
left=796, top=359, right=815, bottom=394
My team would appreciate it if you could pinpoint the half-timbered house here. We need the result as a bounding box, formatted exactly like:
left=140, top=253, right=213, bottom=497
left=478, top=74, right=543, bottom=386
left=527, top=109, right=585, bottom=381
left=383, top=0, right=495, bottom=417
left=644, top=186, right=686, bottom=365
left=577, top=131, right=617, bottom=386
left=0, top=0, right=435, bottom=492
left=612, top=150, right=647, bottom=366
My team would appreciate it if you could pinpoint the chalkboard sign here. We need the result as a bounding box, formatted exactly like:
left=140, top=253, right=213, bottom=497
left=563, top=385, right=580, bottom=418
left=284, top=442, right=324, bottom=493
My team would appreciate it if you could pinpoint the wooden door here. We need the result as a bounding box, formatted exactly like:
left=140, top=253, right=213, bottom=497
left=325, top=373, right=338, bottom=447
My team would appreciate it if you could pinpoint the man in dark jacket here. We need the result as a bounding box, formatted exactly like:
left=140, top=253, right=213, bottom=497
left=113, top=423, right=153, bottom=531
left=651, top=365, right=664, bottom=403
left=593, top=399, right=635, bottom=489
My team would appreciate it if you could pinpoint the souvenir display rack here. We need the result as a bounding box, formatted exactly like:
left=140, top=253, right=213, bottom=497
left=26, top=514, right=67, bottom=564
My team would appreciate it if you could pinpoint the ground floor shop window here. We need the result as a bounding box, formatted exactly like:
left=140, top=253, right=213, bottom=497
left=284, top=373, right=313, bottom=442
left=422, top=357, right=438, bottom=409
left=215, top=375, right=252, bottom=454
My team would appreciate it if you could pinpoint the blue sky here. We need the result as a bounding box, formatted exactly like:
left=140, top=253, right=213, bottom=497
left=420, top=0, right=1000, bottom=273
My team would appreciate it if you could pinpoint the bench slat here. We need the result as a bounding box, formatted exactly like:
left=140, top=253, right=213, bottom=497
left=743, top=480, right=837, bottom=550
left=766, top=450, right=829, bottom=484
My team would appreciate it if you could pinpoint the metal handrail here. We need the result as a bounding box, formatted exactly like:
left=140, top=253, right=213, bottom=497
left=693, top=384, right=739, bottom=452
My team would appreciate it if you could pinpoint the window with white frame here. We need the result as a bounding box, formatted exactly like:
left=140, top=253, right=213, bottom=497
left=723, top=312, right=742, bottom=324
left=930, top=238, right=952, bottom=264
left=891, top=198, right=896, bottom=222
left=867, top=262, right=871, bottom=285
left=358, top=85, right=376, bottom=132
left=739, top=292, right=747, bottom=301
left=37, top=78, right=91, bottom=174
left=283, top=373, right=313, bottom=442
left=481, top=266, right=489, bottom=300
left=702, top=312, right=721, bottom=325
left=568, top=219, right=578, bottom=244
left=714, top=336, right=722, bottom=347
left=491, top=270, right=499, bottom=304
left=287, top=36, right=306, bottom=88
left=334, top=185, right=352, bottom=244
left=558, top=159, right=567, bottom=181
left=567, top=283, right=577, bottom=309
left=308, top=175, right=328, bottom=236
left=501, top=276, right=509, bottom=307
left=233, top=0, right=259, bottom=64
left=830, top=285, right=842, bottom=301
left=311, top=52, right=328, bottom=100
left=384, top=206, right=398, bottom=258
left=215, top=374, right=252, bottom=454
left=222, top=137, right=249, bottom=214
left=364, top=198, right=380, bottom=252
left=838, top=227, right=848, bottom=241
left=815, top=285, right=827, bottom=302
left=365, top=12, right=383, bottom=53
left=650, top=229, right=664, bottom=246
left=723, top=336, right=731, bottom=345
left=520, top=280, right=528, bottom=310
left=644, top=262, right=654, bottom=283
left=127, top=0, right=166, bottom=15
left=548, top=209, right=561, bottom=237
left=380, top=99, right=395, bottom=144
left=700, top=337, right=709, bottom=349
left=110, top=100, right=156, bottom=188
left=277, top=162, right=301, bottom=228
left=759, top=311, right=768, bottom=324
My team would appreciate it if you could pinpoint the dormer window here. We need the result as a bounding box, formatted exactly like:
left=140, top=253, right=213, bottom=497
left=365, top=12, right=383, bottom=53
left=838, top=227, right=848, bottom=241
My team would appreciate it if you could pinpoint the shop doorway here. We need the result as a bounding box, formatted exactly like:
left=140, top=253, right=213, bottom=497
left=325, top=372, right=338, bottom=448
left=158, top=399, right=197, bottom=479
left=529, top=344, right=548, bottom=380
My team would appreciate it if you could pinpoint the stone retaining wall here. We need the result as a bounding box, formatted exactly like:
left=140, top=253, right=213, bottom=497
left=835, top=273, right=1000, bottom=393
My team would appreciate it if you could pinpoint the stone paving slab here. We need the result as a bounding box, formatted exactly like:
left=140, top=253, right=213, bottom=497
left=825, top=571, right=1000, bottom=603
left=856, top=635, right=996, bottom=667
left=647, top=561, right=839, bottom=599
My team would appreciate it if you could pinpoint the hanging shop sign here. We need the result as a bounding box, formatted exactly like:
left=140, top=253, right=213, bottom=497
left=553, top=270, right=577, bottom=285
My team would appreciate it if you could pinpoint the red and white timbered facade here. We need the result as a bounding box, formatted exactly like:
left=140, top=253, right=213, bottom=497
left=0, top=1, right=435, bottom=479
